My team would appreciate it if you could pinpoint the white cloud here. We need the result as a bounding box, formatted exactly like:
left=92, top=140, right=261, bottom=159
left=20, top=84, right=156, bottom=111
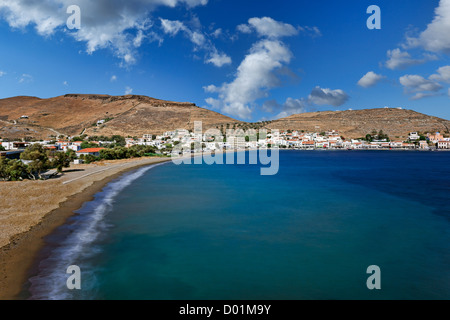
left=399, top=75, right=443, bottom=92
left=236, top=24, right=252, bottom=34
left=110, top=75, right=117, bottom=82
left=18, top=74, right=33, bottom=83
left=262, top=86, right=349, bottom=119
left=299, top=26, right=322, bottom=38
left=308, top=86, right=349, bottom=106
left=411, top=92, right=440, bottom=100
left=429, top=65, right=450, bottom=83
left=238, top=17, right=320, bottom=39
left=63, top=81, right=68, bottom=86
left=357, top=71, right=385, bottom=88
left=125, top=86, right=133, bottom=95
left=133, top=29, right=145, bottom=47
left=190, top=31, right=205, bottom=46
left=448, top=88, right=450, bottom=97
left=0, top=70, right=5, bottom=77
left=239, top=17, right=299, bottom=38
left=160, top=18, right=205, bottom=46
left=405, top=0, right=450, bottom=53
left=204, top=97, right=222, bottom=109
left=160, top=19, right=186, bottom=36
left=205, top=39, right=293, bottom=119
left=265, top=98, right=308, bottom=119
left=160, top=18, right=230, bottom=67
left=0, top=0, right=208, bottom=65
left=399, top=74, right=443, bottom=99
left=211, top=28, right=222, bottom=38
left=206, top=51, right=231, bottom=67
left=203, top=84, right=219, bottom=93
left=385, top=48, right=426, bottom=70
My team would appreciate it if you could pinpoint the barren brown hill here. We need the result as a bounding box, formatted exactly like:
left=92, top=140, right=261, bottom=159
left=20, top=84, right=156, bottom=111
left=268, top=108, right=450, bottom=139
left=1, top=95, right=449, bottom=141
left=0, top=94, right=241, bottom=140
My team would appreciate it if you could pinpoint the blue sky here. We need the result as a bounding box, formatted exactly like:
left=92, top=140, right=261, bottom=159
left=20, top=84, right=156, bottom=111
left=0, top=0, right=449, bottom=122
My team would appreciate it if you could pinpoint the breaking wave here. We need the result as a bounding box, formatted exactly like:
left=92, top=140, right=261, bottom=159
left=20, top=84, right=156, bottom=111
left=28, top=163, right=165, bottom=300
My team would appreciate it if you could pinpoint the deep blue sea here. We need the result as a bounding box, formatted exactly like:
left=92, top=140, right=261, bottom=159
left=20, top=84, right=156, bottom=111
left=26, top=151, right=450, bottom=300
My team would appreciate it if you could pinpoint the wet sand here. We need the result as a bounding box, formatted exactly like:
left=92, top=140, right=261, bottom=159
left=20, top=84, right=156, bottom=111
left=0, top=157, right=171, bottom=300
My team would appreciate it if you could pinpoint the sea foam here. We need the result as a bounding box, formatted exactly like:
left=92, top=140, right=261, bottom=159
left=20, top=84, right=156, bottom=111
left=28, top=163, right=165, bottom=300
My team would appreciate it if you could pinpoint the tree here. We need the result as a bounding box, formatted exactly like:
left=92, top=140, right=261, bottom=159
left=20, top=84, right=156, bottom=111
left=0, top=145, right=5, bottom=151
left=52, top=152, right=71, bottom=173
left=0, top=158, right=28, bottom=181
left=83, top=154, right=98, bottom=164
left=71, top=135, right=87, bottom=142
left=66, top=149, right=77, bottom=162
left=81, top=141, right=99, bottom=149
left=111, top=135, right=126, bottom=147
left=20, top=144, right=51, bottom=180
left=99, top=148, right=115, bottom=160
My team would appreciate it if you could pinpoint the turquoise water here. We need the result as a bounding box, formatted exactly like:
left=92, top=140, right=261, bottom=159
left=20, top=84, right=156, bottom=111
left=28, top=151, right=450, bottom=299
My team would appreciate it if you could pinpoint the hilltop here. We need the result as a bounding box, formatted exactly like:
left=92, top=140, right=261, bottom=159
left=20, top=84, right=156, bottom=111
left=268, top=108, right=450, bottom=139
left=0, top=94, right=449, bottom=140
left=0, top=94, right=240, bottom=140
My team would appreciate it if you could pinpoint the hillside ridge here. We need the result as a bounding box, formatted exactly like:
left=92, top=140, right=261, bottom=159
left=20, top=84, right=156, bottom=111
left=0, top=94, right=449, bottom=140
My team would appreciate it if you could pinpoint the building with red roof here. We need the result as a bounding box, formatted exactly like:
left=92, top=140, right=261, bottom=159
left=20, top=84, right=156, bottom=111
left=76, top=148, right=105, bottom=157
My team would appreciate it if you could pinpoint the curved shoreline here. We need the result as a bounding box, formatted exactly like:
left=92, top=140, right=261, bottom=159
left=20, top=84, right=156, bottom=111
left=0, top=157, right=171, bottom=300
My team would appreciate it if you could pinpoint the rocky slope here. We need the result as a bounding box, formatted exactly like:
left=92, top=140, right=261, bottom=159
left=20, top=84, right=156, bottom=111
left=1, top=95, right=449, bottom=140
left=268, top=108, right=450, bottom=139
left=0, top=94, right=241, bottom=140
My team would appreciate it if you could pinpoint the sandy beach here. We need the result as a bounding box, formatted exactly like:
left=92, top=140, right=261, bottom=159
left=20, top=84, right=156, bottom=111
left=0, top=156, right=171, bottom=300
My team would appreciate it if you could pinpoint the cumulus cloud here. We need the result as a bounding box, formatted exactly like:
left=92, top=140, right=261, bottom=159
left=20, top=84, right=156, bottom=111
left=0, top=0, right=208, bottom=65
left=206, top=51, right=232, bottom=67
left=357, top=71, right=385, bottom=88
left=236, top=24, right=252, bottom=34
left=262, top=86, right=349, bottom=119
left=399, top=74, right=443, bottom=99
left=205, top=39, right=293, bottom=119
left=211, top=28, right=222, bottom=38
left=237, top=17, right=321, bottom=39
left=204, top=17, right=309, bottom=119
left=308, top=86, right=349, bottom=107
left=405, top=0, right=450, bottom=53
left=160, top=19, right=186, bottom=35
left=411, top=92, right=441, bottom=100
left=160, top=18, right=230, bottom=67
left=125, top=86, right=133, bottom=95
left=203, top=84, right=219, bottom=93
left=110, top=75, right=117, bottom=82
left=0, top=70, right=5, bottom=77
left=237, top=17, right=298, bottom=38
left=399, top=75, right=443, bottom=92
left=263, top=98, right=309, bottom=119
left=385, top=48, right=433, bottom=70
left=429, top=65, right=450, bottom=83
